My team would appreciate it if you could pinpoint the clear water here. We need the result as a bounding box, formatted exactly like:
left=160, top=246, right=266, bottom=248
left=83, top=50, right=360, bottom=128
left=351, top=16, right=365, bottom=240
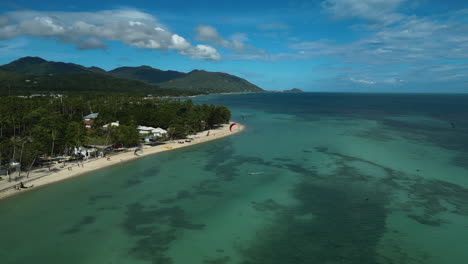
left=1, top=93, right=468, bottom=264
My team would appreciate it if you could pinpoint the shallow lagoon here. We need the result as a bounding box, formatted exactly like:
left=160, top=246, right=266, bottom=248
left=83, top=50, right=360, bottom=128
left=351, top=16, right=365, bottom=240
left=1, top=93, right=468, bottom=264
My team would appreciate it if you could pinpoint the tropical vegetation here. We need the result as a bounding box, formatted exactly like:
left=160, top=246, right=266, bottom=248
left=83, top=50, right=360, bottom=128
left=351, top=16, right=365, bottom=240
left=0, top=95, right=231, bottom=176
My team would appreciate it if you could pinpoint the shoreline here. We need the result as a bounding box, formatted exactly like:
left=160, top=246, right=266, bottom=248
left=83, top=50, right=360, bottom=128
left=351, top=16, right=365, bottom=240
left=0, top=122, right=244, bottom=201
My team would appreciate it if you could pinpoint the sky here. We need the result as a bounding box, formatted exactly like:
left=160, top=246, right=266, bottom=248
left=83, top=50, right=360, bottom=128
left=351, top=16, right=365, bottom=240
left=0, top=0, right=467, bottom=92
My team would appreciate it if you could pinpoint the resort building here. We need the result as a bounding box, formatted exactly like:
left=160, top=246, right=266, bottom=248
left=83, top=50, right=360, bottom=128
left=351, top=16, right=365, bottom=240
left=83, top=113, right=99, bottom=130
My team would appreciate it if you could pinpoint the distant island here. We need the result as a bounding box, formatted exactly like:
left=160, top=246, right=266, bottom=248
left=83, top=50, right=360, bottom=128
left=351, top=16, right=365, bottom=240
left=283, top=88, right=304, bottom=93
left=0, top=57, right=264, bottom=95
left=270, top=88, right=304, bottom=93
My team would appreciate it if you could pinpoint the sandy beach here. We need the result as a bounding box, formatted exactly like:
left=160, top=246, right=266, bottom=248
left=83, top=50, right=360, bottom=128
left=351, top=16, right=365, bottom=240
left=0, top=122, right=244, bottom=200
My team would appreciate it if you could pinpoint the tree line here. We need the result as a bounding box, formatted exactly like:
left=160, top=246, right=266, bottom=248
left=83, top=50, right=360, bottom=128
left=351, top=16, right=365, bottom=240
left=0, top=95, right=231, bottom=175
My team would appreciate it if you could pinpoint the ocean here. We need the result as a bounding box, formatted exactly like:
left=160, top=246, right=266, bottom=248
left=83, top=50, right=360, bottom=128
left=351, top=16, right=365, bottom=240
left=1, top=92, right=468, bottom=264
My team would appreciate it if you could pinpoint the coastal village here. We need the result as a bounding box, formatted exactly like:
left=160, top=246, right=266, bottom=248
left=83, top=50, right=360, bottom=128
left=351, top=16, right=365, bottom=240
left=0, top=95, right=239, bottom=198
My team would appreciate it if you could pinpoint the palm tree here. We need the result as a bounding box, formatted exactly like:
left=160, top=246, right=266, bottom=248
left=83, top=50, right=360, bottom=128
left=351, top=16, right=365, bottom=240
left=18, top=137, right=32, bottom=178
left=50, top=129, right=57, bottom=157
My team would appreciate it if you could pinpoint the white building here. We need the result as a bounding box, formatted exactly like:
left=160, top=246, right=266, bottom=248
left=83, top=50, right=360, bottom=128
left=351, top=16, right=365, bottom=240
left=103, top=121, right=120, bottom=129
left=137, top=126, right=167, bottom=138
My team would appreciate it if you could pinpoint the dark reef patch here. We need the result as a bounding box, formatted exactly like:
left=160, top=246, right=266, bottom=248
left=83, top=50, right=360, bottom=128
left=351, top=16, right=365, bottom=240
left=125, top=203, right=205, bottom=232
left=140, top=167, right=161, bottom=178
left=125, top=178, right=142, bottom=188
left=203, top=255, right=231, bottom=264
left=240, top=181, right=388, bottom=264
left=376, top=118, right=468, bottom=170
left=124, top=202, right=206, bottom=263
left=355, top=127, right=396, bottom=142
left=129, top=229, right=177, bottom=264
left=88, top=194, right=113, bottom=205
left=452, top=152, right=468, bottom=171
left=407, top=214, right=446, bottom=226
left=62, top=216, right=96, bottom=234
left=159, top=190, right=196, bottom=204
left=96, top=206, right=120, bottom=211
left=251, top=199, right=283, bottom=212
left=315, top=145, right=468, bottom=226
left=402, top=179, right=468, bottom=225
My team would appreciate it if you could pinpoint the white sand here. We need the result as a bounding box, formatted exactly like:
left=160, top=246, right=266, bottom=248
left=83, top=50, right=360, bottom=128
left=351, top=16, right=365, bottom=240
left=0, top=122, right=244, bottom=200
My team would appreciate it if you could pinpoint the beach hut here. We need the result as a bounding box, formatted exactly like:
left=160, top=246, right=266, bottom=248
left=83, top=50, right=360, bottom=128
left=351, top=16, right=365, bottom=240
left=151, top=127, right=168, bottom=137
left=137, top=126, right=167, bottom=138
left=83, top=113, right=99, bottom=130
left=137, top=125, right=152, bottom=135
left=83, top=113, right=99, bottom=120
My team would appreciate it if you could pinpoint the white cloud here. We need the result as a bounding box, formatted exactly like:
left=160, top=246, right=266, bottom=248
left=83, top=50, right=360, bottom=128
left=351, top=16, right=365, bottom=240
left=349, top=77, right=375, bottom=85
left=195, top=24, right=266, bottom=55
left=183, top=45, right=220, bottom=60
left=286, top=10, right=468, bottom=88
left=195, top=25, right=224, bottom=44
left=0, top=9, right=220, bottom=60
left=289, top=16, right=468, bottom=64
left=230, top=33, right=249, bottom=43
left=322, top=0, right=405, bottom=25
left=77, top=37, right=106, bottom=50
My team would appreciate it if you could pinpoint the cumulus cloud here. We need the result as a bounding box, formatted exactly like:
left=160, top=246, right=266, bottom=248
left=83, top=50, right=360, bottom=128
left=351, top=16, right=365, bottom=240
left=195, top=24, right=266, bottom=55
left=181, top=44, right=220, bottom=60
left=322, top=0, right=405, bottom=25
left=0, top=9, right=220, bottom=60
left=77, top=37, right=106, bottom=50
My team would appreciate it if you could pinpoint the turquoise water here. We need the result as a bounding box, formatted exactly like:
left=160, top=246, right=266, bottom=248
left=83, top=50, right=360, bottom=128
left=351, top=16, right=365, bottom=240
left=1, top=93, right=468, bottom=264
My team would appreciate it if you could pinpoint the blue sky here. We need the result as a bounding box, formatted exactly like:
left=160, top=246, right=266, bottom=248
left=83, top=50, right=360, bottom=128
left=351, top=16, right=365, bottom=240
left=0, top=0, right=467, bottom=92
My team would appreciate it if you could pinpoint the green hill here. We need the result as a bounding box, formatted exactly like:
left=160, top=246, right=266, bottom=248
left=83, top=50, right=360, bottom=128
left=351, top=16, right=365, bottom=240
left=0, top=71, right=201, bottom=96
left=158, top=70, right=264, bottom=93
left=109, top=66, right=186, bottom=84
left=0, top=56, right=105, bottom=75
left=0, top=57, right=264, bottom=94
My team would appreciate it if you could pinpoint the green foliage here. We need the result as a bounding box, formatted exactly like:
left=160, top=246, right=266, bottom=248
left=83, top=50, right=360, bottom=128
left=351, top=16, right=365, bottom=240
left=0, top=95, right=231, bottom=170
left=167, top=124, right=189, bottom=140
left=206, top=105, right=231, bottom=128
left=109, top=125, right=140, bottom=147
left=65, top=122, right=87, bottom=146
left=109, top=66, right=186, bottom=84
left=0, top=71, right=204, bottom=96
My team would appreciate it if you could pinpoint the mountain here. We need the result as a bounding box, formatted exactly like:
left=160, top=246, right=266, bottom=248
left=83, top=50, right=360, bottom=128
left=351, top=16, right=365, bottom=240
left=0, top=71, right=200, bottom=96
left=109, top=66, right=186, bottom=84
left=158, top=70, right=264, bottom=93
left=0, top=57, right=264, bottom=94
left=0, top=56, right=104, bottom=75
